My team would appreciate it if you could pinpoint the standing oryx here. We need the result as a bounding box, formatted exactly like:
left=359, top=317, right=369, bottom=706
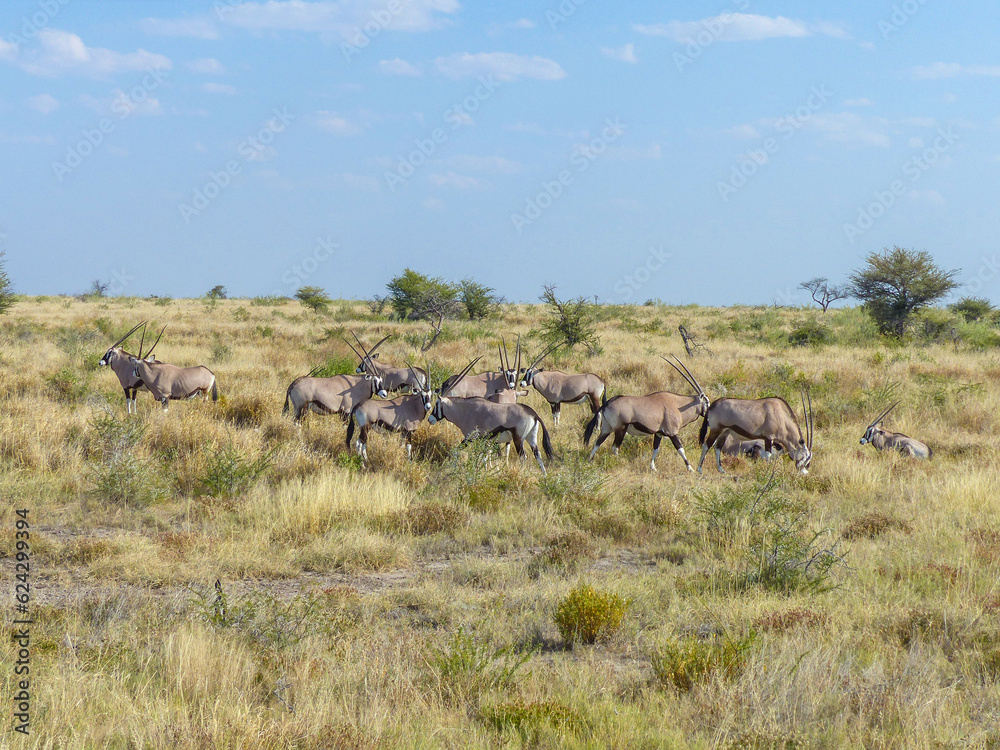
left=583, top=356, right=708, bottom=472
left=98, top=320, right=161, bottom=413
left=128, top=326, right=218, bottom=411
left=283, top=337, right=388, bottom=423
left=518, top=341, right=606, bottom=426
left=436, top=339, right=512, bottom=398
left=429, top=358, right=555, bottom=474
left=697, top=393, right=813, bottom=475
left=352, top=334, right=427, bottom=393
left=860, top=402, right=932, bottom=459
left=346, top=365, right=434, bottom=461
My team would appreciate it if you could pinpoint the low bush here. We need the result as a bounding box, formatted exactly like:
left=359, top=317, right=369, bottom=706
left=554, top=583, right=628, bottom=645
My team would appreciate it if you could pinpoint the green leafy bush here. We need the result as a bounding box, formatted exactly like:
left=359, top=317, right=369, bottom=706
left=196, top=444, right=276, bottom=498
left=788, top=319, right=832, bottom=347
left=554, top=583, right=628, bottom=645
left=427, top=628, right=534, bottom=704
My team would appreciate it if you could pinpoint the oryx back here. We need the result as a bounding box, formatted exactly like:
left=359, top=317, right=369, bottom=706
left=284, top=374, right=376, bottom=423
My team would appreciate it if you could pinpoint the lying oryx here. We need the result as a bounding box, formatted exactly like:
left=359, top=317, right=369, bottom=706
left=429, top=358, right=555, bottom=474
left=518, top=341, right=605, bottom=426
left=352, top=333, right=427, bottom=393
left=698, top=393, right=813, bottom=475
left=283, top=338, right=388, bottom=423
left=718, top=433, right=784, bottom=460
left=346, top=365, right=433, bottom=461
left=98, top=320, right=161, bottom=413
left=129, top=326, right=217, bottom=411
left=860, top=402, right=932, bottom=459
left=583, top=356, right=708, bottom=472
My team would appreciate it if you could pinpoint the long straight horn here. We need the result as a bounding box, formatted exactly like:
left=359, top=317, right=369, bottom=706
left=808, top=391, right=814, bottom=450
left=343, top=336, right=367, bottom=363
left=143, top=325, right=166, bottom=360
left=501, top=337, right=510, bottom=373
left=444, top=356, right=482, bottom=397
left=869, top=400, right=900, bottom=429
left=528, top=340, right=559, bottom=370
left=367, top=335, right=390, bottom=357
left=110, top=320, right=146, bottom=350
left=514, top=334, right=521, bottom=378
left=672, top=355, right=705, bottom=398
left=661, top=355, right=700, bottom=396
left=137, top=322, right=147, bottom=359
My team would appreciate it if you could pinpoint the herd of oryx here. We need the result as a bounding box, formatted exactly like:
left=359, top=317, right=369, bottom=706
left=99, top=322, right=933, bottom=477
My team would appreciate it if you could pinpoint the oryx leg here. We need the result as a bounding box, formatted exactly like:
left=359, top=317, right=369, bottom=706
left=123, top=388, right=132, bottom=414
left=670, top=434, right=693, bottom=472
left=550, top=402, right=560, bottom=427
left=651, top=434, right=662, bottom=472
left=612, top=429, right=626, bottom=456
left=762, top=437, right=774, bottom=461
left=698, top=428, right=728, bottom=474
left=525, top=422, right=546, bottom=475
left=588, top=425, right=613, bottom=461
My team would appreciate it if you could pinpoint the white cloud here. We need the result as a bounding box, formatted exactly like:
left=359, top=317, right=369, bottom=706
left=608, top=143, right=662, bottom=160
left=725, top=123, right=760, bottom=139
left=338, top=172, right=380, bottom=191
left=378, top=58, right=422, bottom=76
left=187, top=58, right=227, bottom=75
left=219, top=0, right=459, bottom=40
left=435, top=52, right=565, bottom=82
left=428, top=172, right=488, bottom=190
left=504, top=121, right=547, bottom=135
left=601, top=43, right=637, bottom=64
left=445, top=155, right=522, bottom=174
left=27, top=93, right=59, bottom=114
left=201, top=82, right=238, bottom=95
left=843, top=97, right=874, bottom=107
left=110, top=88, right=162, bottom=116
left=315, top=110, right=362, bottom=135
left=911, top=62, right=1000, bottom=80
left=806, top=112, right=891, bottom=147
left=139, top=17, right=219, bottom=40
left=487, top=18, right=535, bottom=35
left=4, top=29, right=172, bottom=77
left=633, top=14, right=846, bottom=42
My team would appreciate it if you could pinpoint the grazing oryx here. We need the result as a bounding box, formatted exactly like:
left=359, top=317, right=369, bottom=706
left=98, top=320, right=161, bottom=413
left=860, top=402, right=932, bottom=459
left=437, top=340, right=511, bottom=398
left=346, top=365, right=434, bottom=461
left=353, top=334, right=427, bottom=393
left=129, top=326, right=218, bottom=411
left=583, top=356, right=708, bottom=472
left=698, top=393, right=813, bottom=475
left=283, top=337, right=388, bottom=423
left=518, top=341, right=606, bottom=426
left=429, top=358, right=555, bottom=474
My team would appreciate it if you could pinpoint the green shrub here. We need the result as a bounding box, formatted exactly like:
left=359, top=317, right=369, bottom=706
left=196, top=444, right=277, bottom=498
left=651, top=631, right=757, bottom=692
left=251, top=295, right=288, bottom=306
left=949, top=296, right=994, bottom=322
left=427, top=628, right=534, bottom=704
left=554, top=583, right=628, bottom=645
left=480, top=700, right=582, bottom=739
left=311, top=353, right=356, bottom=378
left=47, top=366, right=88, bottom=403
left=295, top=286, right=332, bottom=313
left=788, top=319, right=832, bottom=347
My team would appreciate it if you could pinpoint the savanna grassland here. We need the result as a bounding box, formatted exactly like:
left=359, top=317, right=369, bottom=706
left=3, top=295, right=1000, bottom=749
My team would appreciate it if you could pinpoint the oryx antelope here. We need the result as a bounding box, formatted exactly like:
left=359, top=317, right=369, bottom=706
left=518, top=341, right=606, bottom=426
left=718, top=433, right=784, bottom=460
left=860, top=402, right=932, bottom=459
left=583, top=356, right=709, bottom=472
left=429, top=358, right=555, bottom=474
left=346, top=365, right=434, bottom=461
left=697, top=393, right=813, bottom=475
left=98, top=321, right=161, bottom=413
left=128, top=326, right=218, bottom=411
left=283, top=337, right=388, bottom=423
left=436, top=339, right=512, bottom=398
left=352, top=334, right=427, bottom=393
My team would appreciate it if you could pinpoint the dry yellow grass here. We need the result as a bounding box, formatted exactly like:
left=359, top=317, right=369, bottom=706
left=2, top=295, right=1000, bottom=748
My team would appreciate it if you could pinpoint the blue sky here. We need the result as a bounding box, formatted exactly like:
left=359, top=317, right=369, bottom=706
left=1, top=0, right=998, bottom=305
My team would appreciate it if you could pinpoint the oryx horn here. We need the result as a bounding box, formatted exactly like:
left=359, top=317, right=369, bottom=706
left=443, top=356, right=482, bottom=397
left=868, top=400, right=899, bottom=429
left=527, top=340, right=561, bottom=371
left=801, top=390, right=814, bottom=451
left=142, top=325, right=166, bottom=360
left=110, top=320, right=146, bottom=350
left=661, top=355, right=705, bottom=398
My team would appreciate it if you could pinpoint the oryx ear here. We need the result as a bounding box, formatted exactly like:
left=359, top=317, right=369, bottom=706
left=372, top=353, right=379, bottom=360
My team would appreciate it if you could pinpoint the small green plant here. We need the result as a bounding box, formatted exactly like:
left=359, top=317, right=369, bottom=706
left=47, top=366, right=88, bottom=403
left=539, top=284, right=600, bottom=353
left=206, top=285, right=228, bottom=300
left=196, top=444, right=277, bottom=498
left=651, top=631, right=757, bottom=692
left=480, top=700, right=582, bottom=740
left=554, top=583, right=628, bottom=645
left=427, top=628, right=534, bottom=704
left=255, top=324, right=274, bottom=338
left=231, top=306, right=250, bottom=322
left=0, top=251, right=16, bottom=315
left=251, top=295, right=287, bottom=306
left=311, top=353, right=356, bottom=378
left=788, top=319, right=832, bottom=347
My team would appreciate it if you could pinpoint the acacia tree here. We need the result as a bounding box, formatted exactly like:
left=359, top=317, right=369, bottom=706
left=848, top=247, right=959, bottom=337
left=0, top=251, right=15, bottom=315
left=799, top=277, right=848, bottom=313
left=540, top=284, right=600, bottom=353
left=295, top=286, right=332, bottom=313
